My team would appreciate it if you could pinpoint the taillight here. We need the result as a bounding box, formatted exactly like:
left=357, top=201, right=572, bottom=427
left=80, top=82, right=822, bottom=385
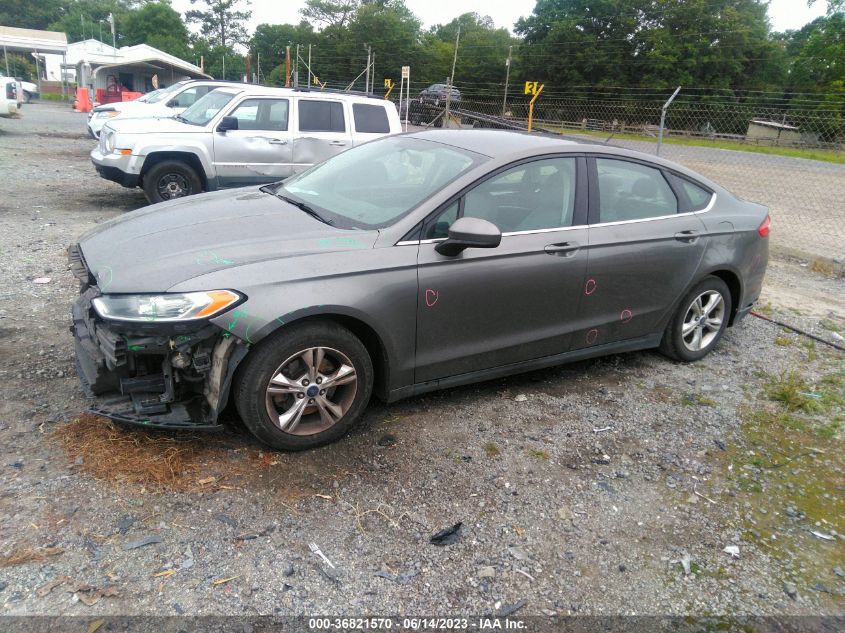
left=758, top=214, right=771, bottom=238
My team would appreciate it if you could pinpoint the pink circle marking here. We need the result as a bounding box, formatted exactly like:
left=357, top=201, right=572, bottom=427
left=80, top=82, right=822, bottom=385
left=586, top=328, right=599, bottom=345
left=425, top=288, right=439, bottom=308
left=584, top=278, right=597, bottom=295
left=620, top=309, right=633, bottom=323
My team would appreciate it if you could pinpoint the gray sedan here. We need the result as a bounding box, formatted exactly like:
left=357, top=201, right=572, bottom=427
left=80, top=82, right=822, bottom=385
left=69, top=130, right=770, bottom=450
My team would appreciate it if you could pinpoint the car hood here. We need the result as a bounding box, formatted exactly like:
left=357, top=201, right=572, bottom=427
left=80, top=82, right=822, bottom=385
left=96, top=100, right=156, bottom=114
left=105, top=115, right=201, bottom=135
left=77, top=187, right=378, bottom=293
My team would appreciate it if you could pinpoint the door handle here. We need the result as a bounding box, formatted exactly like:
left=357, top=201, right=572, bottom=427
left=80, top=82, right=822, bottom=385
left=268, top=139, right=288, bottom=145
left=674, top=230, right=700, bottom=243
left=328, top=141, right=347, bottom=146
left=544, top=241, right=580, bottom=257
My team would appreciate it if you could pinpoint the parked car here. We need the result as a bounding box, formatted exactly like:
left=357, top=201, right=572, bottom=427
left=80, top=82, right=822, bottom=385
left=0, top=77, right=19, bottom=117
left=91, top=86, right=402, bottom=203
left=419, top=83, right=461, bottom=106
left=86, top=79, right=246, bottom=138
left=70, top=129, right=770, bottom=451
left=20, top=81, right=38, bottom=103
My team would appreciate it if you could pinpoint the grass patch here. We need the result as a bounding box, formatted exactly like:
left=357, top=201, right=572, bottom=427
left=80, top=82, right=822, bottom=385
left=754, top=302, right=775, bottom=317
left=558, top=129, right=845, bottom=165
left=820, top=319, right=843, bottom=334
left=681, top=392, right=717, bottom=407
left=483, top=442, right=501, bottom=458
left=774, top=335, right=793, bottom=346
left=762, top=371, right=822, bottom=413
left=527, top=448, right=550, bottom=460
left=810, top=259, right=837, bottom=276
left=0, top=546, right=64, bottom=567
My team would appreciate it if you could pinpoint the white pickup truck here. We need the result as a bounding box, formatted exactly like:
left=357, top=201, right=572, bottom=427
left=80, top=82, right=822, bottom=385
left=86, top=79, right=246, bottom=138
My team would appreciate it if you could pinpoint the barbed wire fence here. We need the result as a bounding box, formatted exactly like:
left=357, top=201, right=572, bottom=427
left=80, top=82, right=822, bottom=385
left=408, top=87, right=844, bottom=265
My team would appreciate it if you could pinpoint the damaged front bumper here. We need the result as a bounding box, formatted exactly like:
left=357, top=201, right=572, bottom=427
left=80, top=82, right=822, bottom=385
left=69, top=248, right=247, bottom=430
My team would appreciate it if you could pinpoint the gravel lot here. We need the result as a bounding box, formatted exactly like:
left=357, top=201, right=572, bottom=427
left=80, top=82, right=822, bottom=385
left=0, top=104, right=843, bottom=619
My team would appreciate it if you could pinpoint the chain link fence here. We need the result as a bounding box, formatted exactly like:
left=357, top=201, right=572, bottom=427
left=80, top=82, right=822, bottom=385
left=422, top=91, right=845, bottom=264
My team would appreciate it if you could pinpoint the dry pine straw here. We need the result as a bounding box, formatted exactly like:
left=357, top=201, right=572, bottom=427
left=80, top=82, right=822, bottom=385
left=0, top=546, right=64, bottom=567
left=50, top=413, right=252, bottom=491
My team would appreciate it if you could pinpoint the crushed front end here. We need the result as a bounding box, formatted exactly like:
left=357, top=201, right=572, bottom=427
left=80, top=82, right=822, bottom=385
left=68, top=244, right=247, bottom=430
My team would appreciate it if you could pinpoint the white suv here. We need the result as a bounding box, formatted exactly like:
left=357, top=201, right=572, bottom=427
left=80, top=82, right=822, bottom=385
left=91, top=86, right=403, bottom=203
left=86, top=80, right=246, bottom=138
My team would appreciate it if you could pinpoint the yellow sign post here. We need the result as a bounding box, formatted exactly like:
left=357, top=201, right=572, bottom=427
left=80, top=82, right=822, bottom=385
left=384, top=78, right=395, bottom=100
left=524, top=81, right=545, bottom=132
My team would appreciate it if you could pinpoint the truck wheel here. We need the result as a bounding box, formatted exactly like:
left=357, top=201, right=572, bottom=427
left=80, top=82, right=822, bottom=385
left=142, top=160, right=202, bottom=204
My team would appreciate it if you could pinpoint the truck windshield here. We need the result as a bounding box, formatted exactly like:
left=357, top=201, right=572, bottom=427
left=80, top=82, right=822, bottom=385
left=178, top=90, right=236, bottom=126
left=144, top=82, right=184, bottom=104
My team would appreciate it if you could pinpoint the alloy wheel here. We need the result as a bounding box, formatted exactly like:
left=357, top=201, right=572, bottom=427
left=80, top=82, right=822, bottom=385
left=264, top=346, right=358, bottom=436
left=681, top=290, right=726, bottom=352
left=157, top=173, right=189, bottom=199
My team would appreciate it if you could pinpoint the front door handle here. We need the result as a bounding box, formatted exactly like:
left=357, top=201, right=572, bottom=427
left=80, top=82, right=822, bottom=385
left=328, top=141, right=347, bottom=146
left=674, top=230, right=700, bottom=243
left=544, top=241, right=580, bottom=257
left=268, top=139, right=288, bottom=145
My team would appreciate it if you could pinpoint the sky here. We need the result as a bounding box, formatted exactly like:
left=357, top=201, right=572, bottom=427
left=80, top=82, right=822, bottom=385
left=170, top=0, right=829, bottom=35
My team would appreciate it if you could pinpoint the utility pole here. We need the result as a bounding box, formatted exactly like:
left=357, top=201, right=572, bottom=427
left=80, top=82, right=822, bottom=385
left=307, top=44, right=311, bottom=89
left=294, top=44, right=299, bottom=88
left=371, top=52, right=375, bottom=94
left=364, top=45, right=371, bottom=93
left=444, top=25, right=460, bottom=128
left=502, top=45, right=512, bottom=118
left=285, top=45, right=291, bottom=87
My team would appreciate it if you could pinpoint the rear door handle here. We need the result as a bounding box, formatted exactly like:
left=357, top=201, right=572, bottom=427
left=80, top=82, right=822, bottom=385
left=544, top=241, right=580, bottom=257
left=674, top=230, right=699, bottom=243
left=329, top=141, right=347, bottom=146
left=268, top=139, right=288, bottom=145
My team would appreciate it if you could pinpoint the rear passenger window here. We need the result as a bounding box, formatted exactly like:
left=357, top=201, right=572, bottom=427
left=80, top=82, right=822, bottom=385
left=596, top=159, right=677, bottom=222
left=299, top=100, right=345, bottom=132
left=678, top=177, right=712, bottom=210
left=353, top=103, right=390, bottom=133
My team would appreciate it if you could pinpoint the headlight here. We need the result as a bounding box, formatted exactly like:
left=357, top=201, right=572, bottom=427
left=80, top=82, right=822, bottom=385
left=104, top=131, right=116, bottom=153
left=92, top=290, right=242, bottom=322
left=96, top=110, right=119, bottom=119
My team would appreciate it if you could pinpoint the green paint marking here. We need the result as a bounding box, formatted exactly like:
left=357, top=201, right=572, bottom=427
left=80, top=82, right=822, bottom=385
left=196, top=251, right=235, bottom=266
left=98, top=266, right=113, bottom=291
left=128, top=344, right=145, bottom=352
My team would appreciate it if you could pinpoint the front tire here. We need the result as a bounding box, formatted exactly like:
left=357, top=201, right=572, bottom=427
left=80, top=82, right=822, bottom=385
left=234, top=321, right=374, bottom=451
left=659, top=276, right=731, bottom=362
left=142, top=160, right=202, bottom=204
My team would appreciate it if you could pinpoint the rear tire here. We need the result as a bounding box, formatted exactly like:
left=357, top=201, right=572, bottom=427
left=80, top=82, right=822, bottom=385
left=234, top=321, right=374, bottom=451
left=659, top=276, right=732, bottom=362
left=142, top=160, right=202, bottom=204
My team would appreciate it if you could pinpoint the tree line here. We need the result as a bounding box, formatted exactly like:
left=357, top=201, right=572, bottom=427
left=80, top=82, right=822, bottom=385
left=1, top=0, right=843, bottom=103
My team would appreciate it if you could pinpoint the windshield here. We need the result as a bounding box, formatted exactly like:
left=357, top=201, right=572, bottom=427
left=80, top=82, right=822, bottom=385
left=137, top=88, right=163, bottom=103
left=277, top=136, right=486, bottom=229
left=178, top=90, right=236, bottom=126
left=144, top=82, right=185, bottom=104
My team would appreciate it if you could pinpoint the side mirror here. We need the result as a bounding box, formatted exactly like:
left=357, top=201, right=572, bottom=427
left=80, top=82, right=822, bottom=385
left=217, top=116, right=239, bottom=133
left=435, top=216, right=501, bottom=256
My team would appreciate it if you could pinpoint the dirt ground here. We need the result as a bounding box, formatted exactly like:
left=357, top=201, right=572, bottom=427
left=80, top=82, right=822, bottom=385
left=0, top=104, right=843, bottom=619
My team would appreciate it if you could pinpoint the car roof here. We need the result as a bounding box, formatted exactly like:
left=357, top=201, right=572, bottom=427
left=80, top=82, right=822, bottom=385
left=209, top=85, right=390, bottom=103
left=406, top=129, right=582, bottom=157
left=404, top=129, right=726, bottom=191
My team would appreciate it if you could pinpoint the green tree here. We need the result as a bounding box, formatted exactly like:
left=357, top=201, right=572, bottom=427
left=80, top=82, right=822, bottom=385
left=0, top=0, right=64, bottom=30
left=185, top=0, right=251, bottom=49
left=251, top=21, right=315, bottom=81
left=48, top=0, right=137, bottom=44
left=300, top=0, right=359, bottom=28
left=122, top=1, right=190, bottom=58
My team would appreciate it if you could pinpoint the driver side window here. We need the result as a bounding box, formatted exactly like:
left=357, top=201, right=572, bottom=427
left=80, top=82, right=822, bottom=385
left=424, top=158, right=577, bottom=239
